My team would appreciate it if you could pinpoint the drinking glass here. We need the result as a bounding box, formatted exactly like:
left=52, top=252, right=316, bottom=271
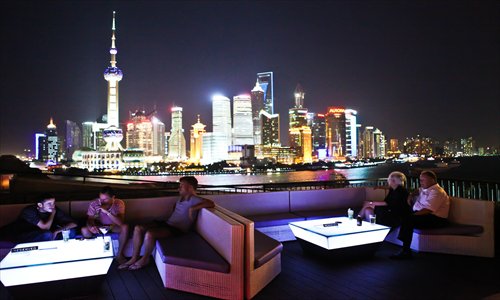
left=369, top=214, right=376, bottom=224
left=62, top=229, right=70, bottom=242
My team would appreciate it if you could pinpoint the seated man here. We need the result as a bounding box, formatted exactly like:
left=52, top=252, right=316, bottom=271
left=81, top=186, right=129, bottom=264
left=14, top=193, right=77, bottom=243
left=391, top=170, right=450, bottom=259
left=118, top=176, right=214, bottom=270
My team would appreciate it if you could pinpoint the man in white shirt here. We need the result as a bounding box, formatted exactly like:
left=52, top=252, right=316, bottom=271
left=118, top=176, right=214, bottom=270
left=391, top=171, right=449, bottom=259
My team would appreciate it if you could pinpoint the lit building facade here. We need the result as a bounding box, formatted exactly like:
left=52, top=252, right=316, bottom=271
left=289, top=126, right=312, bottom=163
left=201, top=132, right=214, bottom=165
left=35, top=133, right=47, bottom=161
left=403, top=135, right=434, bottom=156
left=288, top=84, right=311, bottom=163
left=63, top=120, right=82, bottom=160
left=309, top=113, right=326, bottom=158
left=167, top=106, right=187, bottom=161
left=46, top=118, right=59, bottom=165
left=344, top=109, right=358, bottom=159
left=260, top=111, right=280, bottom=147
left=362, top=126, right=375, bottom=158
left=257, top=72, right=274, bottom=114
left=190, top=115, right=206, bottom=164
left=325, top=107, right=346, bottom=158
left=212, top=95, right=231, bottom=162
left=373, top=128, right=386, bottom=158
left=251, top=80, right=265, bottom=145
left=232, top=95, right=254, bottom=145
left=126, top=110, right=165, bottom=158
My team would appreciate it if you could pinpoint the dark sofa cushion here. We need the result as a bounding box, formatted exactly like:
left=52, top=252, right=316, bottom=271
left=248, top=213, right=305, bottom=227
left=156, top=232, right=230, bottom=273
left=254, top=230, right=283, bottom=268
left=414, top=223, right=484, bottom=236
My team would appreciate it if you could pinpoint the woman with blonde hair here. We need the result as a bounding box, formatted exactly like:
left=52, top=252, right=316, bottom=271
left=359, top=171, right=411, bottom=226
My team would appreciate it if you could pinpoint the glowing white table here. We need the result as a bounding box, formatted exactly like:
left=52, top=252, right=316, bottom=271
left=0, top=237, right=113, bottom=297
left=289, top=217, right=390, bottom=258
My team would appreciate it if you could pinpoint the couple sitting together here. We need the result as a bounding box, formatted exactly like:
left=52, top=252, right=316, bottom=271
left=359, top=170, right=450, bottom=259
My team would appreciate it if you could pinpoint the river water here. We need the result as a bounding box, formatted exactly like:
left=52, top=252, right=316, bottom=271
left=104, top=156, right=499, bottom=186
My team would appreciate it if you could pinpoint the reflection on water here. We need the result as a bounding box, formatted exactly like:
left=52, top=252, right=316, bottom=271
left=112, top=165, right=404, bottom=186
left=89, top=156, right=499, bottom=186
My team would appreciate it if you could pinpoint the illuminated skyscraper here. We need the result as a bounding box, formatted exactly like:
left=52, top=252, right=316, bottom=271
left=190, top=115, right=206, bottom=164
left=212, top=95, right=231, bottom=162
left=44, top=118, right=59, bottom=165
left=289, top=126, right=312, bottom=163
left=61, top=120, right=82, bottom=160
left=251, top=80, right=264, bottom=145
left=293, top=83, right=304, bottom=108
left=260, top=111, right=280, bottom=146
left=232, top=95, right=253, bottom=145
left=325, top=107, right=346, bottom=158
left=362, top=126, right=376, bottom=158
left=126, top=110, right=165, bottom=157
left=345, top=109, right=358, bottom=159
left=167, top=106, right=187, bottom=161
left=309, top=113, right=326, bottom=156
left=257, top=72, right=274, bottom=114
left=288, top=84, right=311, bottom=162
left=373, top=128, right=386, bottom=158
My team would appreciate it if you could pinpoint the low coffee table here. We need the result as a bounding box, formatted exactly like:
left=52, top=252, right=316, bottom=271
left=289, top=217, right=390, bottom=258
left=0, top=237, right=114, bottom=298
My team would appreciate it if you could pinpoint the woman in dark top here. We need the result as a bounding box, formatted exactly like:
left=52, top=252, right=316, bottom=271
left=360, top=171, right=411, bottom=227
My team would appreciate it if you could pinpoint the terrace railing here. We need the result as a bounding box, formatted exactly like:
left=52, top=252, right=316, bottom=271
left=1, top=172, right=499, bottom=204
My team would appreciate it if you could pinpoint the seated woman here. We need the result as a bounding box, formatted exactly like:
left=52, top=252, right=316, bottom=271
left=359, top=171, right=411, bottom=227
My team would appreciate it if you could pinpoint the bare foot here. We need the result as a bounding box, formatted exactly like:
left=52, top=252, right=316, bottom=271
left=118, top=257, right=137, bottom=270
left=128, top=257, right=150, bottom=270
left=115, top=255, right=128, bottom=265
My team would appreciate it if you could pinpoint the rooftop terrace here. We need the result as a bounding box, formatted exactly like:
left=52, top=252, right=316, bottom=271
left=2, top=241, right=498, bottom=300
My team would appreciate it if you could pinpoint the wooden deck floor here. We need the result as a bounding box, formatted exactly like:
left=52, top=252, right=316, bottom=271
left=2, top=241, right=499, bottom=300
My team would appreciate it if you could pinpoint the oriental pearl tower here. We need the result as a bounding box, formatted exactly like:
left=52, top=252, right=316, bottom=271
left=103, top=11, right=124, bottom=151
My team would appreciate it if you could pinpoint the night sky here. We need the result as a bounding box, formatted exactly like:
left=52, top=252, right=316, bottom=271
left=1, top=0, right=499, bottom=155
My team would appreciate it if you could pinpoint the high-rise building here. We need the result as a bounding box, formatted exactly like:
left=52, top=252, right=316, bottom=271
left=309, top=113, right=326, bottom=157
left=362, top=126, right=375, bottom=159
left=403, top=135, right=434, bottom=156
left=45, top=118, right=59, bottom=165
left=251, top=80, right=264, bottom=145
left=190, top=115, right=206, bottom=164
left=325, top=107, right=346, bottom=158
left=257, top=72, right=274, bottom=114
left=289, top=126, right=312, bottom=163
left=390, top=139, right=399, bottom=152
left=344, top=109, right=358, bottom=159
left=373, top=128, right=386, bottom=158
left=167, top=106, right=187, bottom=161
left=35, top=133, right=47, bottom=161
left=260, top=111, right=280, bottom=147
left=212, top=95, right=231, bottom=162
left=62, top=120, right=81, bottom=160
left=201, top=132, right=214, bottom=165
left=232, top=95, right=253, bottom=145
left=288, top=84, right=311, bottom=163
left=387, top=138, right=401, bottom=157
left=126, top=110, right=165, bottom=157
left=294, top=83, right=305, bottom=107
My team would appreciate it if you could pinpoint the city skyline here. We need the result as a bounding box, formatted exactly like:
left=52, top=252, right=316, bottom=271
left=1, top=1, right=499, bottom=155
